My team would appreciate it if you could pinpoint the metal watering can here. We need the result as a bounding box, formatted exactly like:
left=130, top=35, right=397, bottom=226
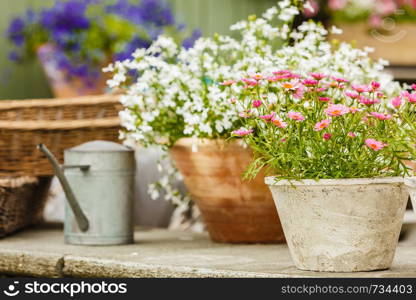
left=39, top=141, right=135, bottom=245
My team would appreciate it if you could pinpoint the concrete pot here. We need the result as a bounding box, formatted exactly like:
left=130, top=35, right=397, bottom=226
left=170, top=138, right=285, bottom=244
left=266, top=177, right=408, bottom=272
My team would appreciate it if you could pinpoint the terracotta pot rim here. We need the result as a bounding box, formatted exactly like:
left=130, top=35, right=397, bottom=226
left=173, top=137, right=246, bottom=149
left=265, top=176, right=405, bottom=186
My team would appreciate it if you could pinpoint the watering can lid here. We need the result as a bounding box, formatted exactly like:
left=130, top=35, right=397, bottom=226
left=68, top=141, right=133, bottom=153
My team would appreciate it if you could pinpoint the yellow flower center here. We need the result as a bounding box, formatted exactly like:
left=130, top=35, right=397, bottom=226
left=283, top=83, right=294, bottom=89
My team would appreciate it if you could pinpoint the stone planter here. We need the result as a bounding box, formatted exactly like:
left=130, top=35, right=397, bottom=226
left=170, top=138, right=285, bottom=244
left=265, top=177, right=408, bottom=272
left=37, top=44, right=108, bottom=98
left=333, top=22, right=416, bottom=66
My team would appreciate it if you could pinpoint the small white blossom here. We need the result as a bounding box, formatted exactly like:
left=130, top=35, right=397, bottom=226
left=331, top=25, right=343, bottom=35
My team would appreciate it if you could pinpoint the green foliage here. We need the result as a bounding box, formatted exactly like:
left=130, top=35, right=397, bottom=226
left=225, top=73, right=416, bottom=180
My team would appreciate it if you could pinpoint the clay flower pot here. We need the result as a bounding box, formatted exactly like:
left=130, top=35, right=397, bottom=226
left=170, top=138, right=284, bottom=244
left=37, top=44, right=108, bottom=98
left=266, top=177, right=408, bottom=272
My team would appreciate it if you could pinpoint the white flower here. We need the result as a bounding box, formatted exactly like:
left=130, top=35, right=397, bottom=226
left=278, top=6, right=299, bottom=21
left=263, top=7, right=278, bottom=20
left=304, top=1, right=315, bottom=14
left=278, top=0, right=291, bottom=9
left=330, top=25, right=343, bottom=35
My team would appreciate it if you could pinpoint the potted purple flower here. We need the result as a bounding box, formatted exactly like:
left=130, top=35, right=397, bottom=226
left=6, top=0, right=200, bottom=98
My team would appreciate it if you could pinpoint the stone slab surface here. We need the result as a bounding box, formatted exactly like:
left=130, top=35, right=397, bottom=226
left=1, top=223, right=416, bottom=278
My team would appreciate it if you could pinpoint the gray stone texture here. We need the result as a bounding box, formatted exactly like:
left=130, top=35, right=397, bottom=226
left=0, top=223, right=416, bottom=278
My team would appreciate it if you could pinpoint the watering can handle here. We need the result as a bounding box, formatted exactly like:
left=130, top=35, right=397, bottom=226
left=38, top=144, right=89, bottom=232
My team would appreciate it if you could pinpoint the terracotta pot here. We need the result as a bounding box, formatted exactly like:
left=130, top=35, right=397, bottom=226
left=170, top=138, right=285, bottom=244
left=37, top=44, right=108, bottom=98
left=333, top=22, right=416, bottom=66
left=266, top=177, right=408, bottom=272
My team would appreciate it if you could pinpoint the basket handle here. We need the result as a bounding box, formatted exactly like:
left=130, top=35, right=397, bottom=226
left=0, top=117, right=120, bottom=130
left=0, top=94, right=120, bottom=110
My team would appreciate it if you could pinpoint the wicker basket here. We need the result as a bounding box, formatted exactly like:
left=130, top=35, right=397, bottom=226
left=0, top=95, right=121, bottom=176
left=0, top=176, right=52, bottom=237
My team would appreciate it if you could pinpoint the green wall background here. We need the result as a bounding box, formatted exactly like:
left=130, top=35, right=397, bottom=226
left=0, top=0, right=276, bottom=100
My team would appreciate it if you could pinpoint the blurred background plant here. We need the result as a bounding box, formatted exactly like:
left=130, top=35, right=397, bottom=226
left=1, top=0, right=277, bottom=99
left=301, top=0, right=416, bottom=68
left=5, top=0, right=200, bottom=97
left=303, top=0, right=416, bottom=27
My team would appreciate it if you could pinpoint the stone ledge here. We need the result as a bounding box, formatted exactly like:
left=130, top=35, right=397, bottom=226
left=1, top=223, right=416, bottom=278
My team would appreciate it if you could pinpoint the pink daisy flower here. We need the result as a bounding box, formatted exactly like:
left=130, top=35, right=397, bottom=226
left=350, top=106, right=360, bottom=114
left=273, top=70, right=300, bottom=80
left=233, top=129, right=254, bottom=137
left=371, top=81, right=381, bottom=91
left=287, top=111, right=305, bottom=122
left=325, top=104, right=350, bottom=117
left=260, top=112, right=276, bottom=122
left=348, top=132, right=356, bottom=138
left=221, top=80, right=236, bottom=86
left=239, top=111, right=252, bottom=118
left=345, top=91, right=359, bottom=99
left=365, top=139, right=386, bottom=151
left=319, top=97, right=331, bottom=102
left=317, top=87, right=328, bottom=92
left=281, top=80, right=301, bottom=91
left=253, top=100, right=262, bottom=108
left=272, top=118, right=288, bottom=129
left=370, top=112, right=392, bottom=121
left=408, top=94, right=416, bottom=103
left=359, top=96, right=380, bottom=106
left=352, top=84, right=371, bottom=93
left=293, top=86, right=305, bottom=99
left=332, top=76, right=349, bottom=83
left=314, top=119, right=331, bottom=131
left=391, top=96, right=402, bottom=108
left=273, top=70, right=292, bottom=76
left=302, top=79, right=319, bottom=86
left=241, top=78, right=258, bottom=87
left=252, top=74, right=263, bottom=81
left=323, top=133, right=332, bottom=140
left=310, top=73, right=326, bottom=80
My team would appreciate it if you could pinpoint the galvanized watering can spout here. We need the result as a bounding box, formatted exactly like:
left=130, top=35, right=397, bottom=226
left=38, top=144, right=89, bottom=232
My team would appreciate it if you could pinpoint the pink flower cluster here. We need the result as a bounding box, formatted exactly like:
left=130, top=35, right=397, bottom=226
left=224, top=70, right=416, bottom=152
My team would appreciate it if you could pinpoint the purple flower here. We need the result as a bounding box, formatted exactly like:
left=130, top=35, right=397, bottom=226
left=183, top=29, right=201, bottom=49
left=40, top=0, right=90, bottom=32
left=7, top=17, right=25, bottom=46
left=115, top=37, right=152, bottom=61
left=138, top=0, right=175, bottom=27
left=106, top=0, right=174, bottom=27
left=8, top=51, right=21, bottom=62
